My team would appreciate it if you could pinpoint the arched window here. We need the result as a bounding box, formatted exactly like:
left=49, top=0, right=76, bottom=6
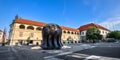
left=19, top=25, right=25, bottom=29
left=77, top=32, right=79, bottom=35
left=27, top=26, right=34, bottom=30
left=36, top=27, right=42, bottom=31
left=67, top=31, right=70, bottom=34
left=74, top=32, right=76, bottom=34
left=71, top=32, right=74, bottom=34
left=63, top=30, right=66, bottom=33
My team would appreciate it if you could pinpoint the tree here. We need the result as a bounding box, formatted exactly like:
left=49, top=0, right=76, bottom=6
left=67, top=36, right=73, bottom=43
left=26, top=37, right=31, bottom=45
left=107, top=31, right=120, bottom=40
left=86, top=26, right=102, bottom=43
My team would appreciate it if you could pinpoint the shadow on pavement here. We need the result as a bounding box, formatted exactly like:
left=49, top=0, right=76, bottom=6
left=74, top=47, right=120, bottom=58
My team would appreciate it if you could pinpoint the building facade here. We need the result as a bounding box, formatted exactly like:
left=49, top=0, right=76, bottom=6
left=0, top=30, right=3, bottom=43
left=9, top=16, right=110, bottom=45
left=61, top=26, right=80, bottom=43
left=9, top=16, right=80, bottom=45
left=78, top=23, right=110, bottom=40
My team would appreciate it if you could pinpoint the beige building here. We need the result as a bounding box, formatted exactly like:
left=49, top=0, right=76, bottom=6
left=9, top=16, right=110, bottom=45
left=9, top=16, right=80, bottom=45
left=61, top=26, right=80, bottom=43
left=0, top=30, right=3, bottom=43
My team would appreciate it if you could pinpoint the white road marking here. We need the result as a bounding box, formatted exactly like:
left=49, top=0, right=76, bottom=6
left=44, top=51, right=73, bottom=59
left=44, top=44, right=96, bottom=59
left=84, top=55, right=101, bottom=60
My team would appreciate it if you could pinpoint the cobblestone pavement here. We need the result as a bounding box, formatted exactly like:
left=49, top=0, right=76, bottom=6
left=0, top=44, right=93, bottom=60
left=0, top=43, right=120, bottom=60
left=0, top=46, right=17, bottom=60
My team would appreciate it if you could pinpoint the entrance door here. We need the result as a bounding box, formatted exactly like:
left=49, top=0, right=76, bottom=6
left=29, top=40, right=33, bottom=44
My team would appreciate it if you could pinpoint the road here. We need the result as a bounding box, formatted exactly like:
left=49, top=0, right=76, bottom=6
left=0, top=46, right=17, bottom=60
left=57, top=47, right=120, bottom=60
left=0, top=43, right=94, bottom=60
left=57, top=42, right=120, bottom=60
left=0, top=42, right=120, bottom=60
left=0, top=46, right=55, bottom=60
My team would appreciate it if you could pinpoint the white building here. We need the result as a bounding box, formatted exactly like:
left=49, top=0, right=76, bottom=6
left=78, top=23, right=110, bottom=40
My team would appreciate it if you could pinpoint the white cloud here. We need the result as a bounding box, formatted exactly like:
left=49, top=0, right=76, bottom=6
left=99, top=17, right=120, bottom=31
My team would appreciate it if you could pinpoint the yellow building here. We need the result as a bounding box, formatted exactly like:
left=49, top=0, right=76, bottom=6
left=9, top=16, right=80, bottom=45
left=9, top=16, right=110, bottom=45
left=61, top=26, right=80, bottom=43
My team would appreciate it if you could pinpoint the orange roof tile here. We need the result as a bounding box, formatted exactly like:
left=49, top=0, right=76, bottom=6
left=61, top=26, right=79, bottom=32
left=15, top=18, right=46, bottom=26
left=14, top=18, right=80, bottom=32
left=78, top=23, right=110, bottom=31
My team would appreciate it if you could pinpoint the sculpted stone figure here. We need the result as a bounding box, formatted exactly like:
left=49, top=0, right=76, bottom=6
left=41, top=24, right=63, bottom=49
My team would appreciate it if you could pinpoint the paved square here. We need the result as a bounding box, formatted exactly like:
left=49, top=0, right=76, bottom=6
left=0, top=43, right=120, bottom=60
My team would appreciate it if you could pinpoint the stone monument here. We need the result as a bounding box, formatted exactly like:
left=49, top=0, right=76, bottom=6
left=41, top=24, right=63, bottom=49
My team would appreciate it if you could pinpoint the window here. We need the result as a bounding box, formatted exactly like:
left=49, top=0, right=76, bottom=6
left=30, top=33, right=34, bottom=37
left=63, top=31, right=66, bottom=33
left=77, top=33, right=79, bottom=35
left=0, top=33, right=2, bottom=36
left=75, top=32, right=77, bottom=34
left=0, top=32, right=1, bottom=34
left=36, top=27, right=42, bottom=31
left=102, top=31, right=104, bottom=34
left=100, top=31, right=101, bottom=34
left=19, top=25, right=25, bottom=29
left=71, top=32, right=74, bottom=34
left=81, top=32, right=84, bottom=35
left=27, top=26, right=34, bottom=30
left=36, top=37, right=38, bottom=40
left=67, top=31, right=70, bottom=34
left=19, top=32, right=23, bottom=37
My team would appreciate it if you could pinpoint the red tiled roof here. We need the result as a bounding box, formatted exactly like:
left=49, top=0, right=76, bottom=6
left=61, top=26, right=79, bottom=32
left=14, top=18, right=79, bottom=32
left=15, top=18, right=46, bottom=26
left=78, top=23, right=110, bottom=31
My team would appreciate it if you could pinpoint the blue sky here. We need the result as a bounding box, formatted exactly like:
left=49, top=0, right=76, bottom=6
left=0, top=0, right=120, bottom=36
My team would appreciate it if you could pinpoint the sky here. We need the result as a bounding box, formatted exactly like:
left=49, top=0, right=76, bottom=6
left=0, top=0, right=120, bottom=36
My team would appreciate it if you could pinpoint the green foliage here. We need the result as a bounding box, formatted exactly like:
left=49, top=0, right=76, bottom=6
left=26, top=37, right=31, bottom=43
left=67, top=36, right=74, bottom=44
left=67, top=36, right=73, bottom=41
left=86, top=26, right=102, bottom=41
left=15, top=42, right=18, bottom=45
left=107, top=31, right=120, bottom=40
